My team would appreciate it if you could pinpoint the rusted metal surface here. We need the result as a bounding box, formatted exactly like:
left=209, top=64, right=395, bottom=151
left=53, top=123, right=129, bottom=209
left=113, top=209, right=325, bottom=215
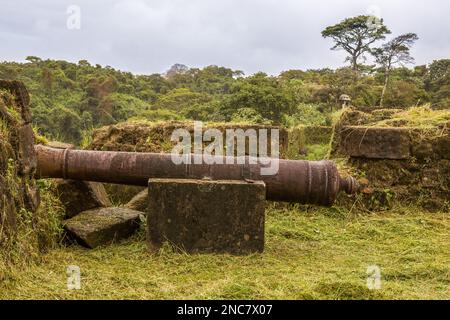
left=35, top=145, right=358, bottom=206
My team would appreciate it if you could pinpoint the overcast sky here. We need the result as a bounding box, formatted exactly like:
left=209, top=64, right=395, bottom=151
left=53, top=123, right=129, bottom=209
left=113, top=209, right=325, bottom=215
left=1, top=0, right=449, bottom=75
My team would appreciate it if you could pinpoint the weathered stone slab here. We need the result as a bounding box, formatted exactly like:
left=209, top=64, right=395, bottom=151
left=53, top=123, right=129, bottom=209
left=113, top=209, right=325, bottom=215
left=125, top=189, right=148, bottom=212
left=339, top=126, right=411, bottom=159
left=55, top=179, right=112, bottom=218
left=64, top=207, right=141, bottom=248
left=147, top=179, right=266, bottom=254
left=0, top=80, right=32, bottom=123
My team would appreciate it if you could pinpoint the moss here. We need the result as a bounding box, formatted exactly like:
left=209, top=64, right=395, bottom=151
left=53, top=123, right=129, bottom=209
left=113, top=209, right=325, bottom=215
left=328, top=103, right=449, bottom=212
left=34, top=129, right=49, bottom=145
left=91, top=120, right=288, bottom=155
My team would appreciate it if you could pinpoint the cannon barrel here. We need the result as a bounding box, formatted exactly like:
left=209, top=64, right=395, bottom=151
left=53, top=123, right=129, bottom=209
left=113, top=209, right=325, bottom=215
left=34, top=145, right=358, bottom=206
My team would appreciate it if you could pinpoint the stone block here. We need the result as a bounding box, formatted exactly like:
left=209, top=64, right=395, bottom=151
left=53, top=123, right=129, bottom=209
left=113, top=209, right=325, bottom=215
left=339, top=126, right=411, bottom=159
left=55, top=179, right=112, bottom=218
left=147, top=179, right=266, bottom=254
left=64, top=207, right=141, bottom=248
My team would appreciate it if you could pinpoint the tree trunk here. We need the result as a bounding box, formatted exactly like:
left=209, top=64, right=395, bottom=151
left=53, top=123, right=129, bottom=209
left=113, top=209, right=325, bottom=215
left=380, top=68, right=390, bottom=108
left=351, top=56, right=358, bottom=70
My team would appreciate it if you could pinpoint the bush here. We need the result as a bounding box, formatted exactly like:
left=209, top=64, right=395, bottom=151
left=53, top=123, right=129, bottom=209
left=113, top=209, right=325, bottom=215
left=131, top=108, right=183, bottom=122
left=283, top=104, right=328, bottom=127
left=230, top=107, right=272, bottom=124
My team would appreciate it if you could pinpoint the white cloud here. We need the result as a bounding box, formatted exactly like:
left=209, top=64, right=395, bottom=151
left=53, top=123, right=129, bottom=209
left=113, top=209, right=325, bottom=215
left=0, top=0, right=448, bottom=74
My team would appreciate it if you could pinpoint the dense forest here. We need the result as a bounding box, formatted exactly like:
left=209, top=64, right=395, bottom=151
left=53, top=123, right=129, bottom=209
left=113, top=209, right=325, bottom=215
left=1, top=57, right=448, bottom=145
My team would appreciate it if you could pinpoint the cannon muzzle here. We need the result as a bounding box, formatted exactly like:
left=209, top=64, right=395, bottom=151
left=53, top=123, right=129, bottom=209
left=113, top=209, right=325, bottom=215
left=34, top=145, right=358, bottom=206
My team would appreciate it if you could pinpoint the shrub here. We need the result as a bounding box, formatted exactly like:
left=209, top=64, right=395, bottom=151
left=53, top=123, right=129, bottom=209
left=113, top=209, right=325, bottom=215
left=283, top=104, right=328, bottom=127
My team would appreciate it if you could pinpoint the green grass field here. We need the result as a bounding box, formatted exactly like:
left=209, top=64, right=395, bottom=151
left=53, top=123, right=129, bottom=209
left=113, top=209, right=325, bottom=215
left=1, top=204, right=448, bottom=300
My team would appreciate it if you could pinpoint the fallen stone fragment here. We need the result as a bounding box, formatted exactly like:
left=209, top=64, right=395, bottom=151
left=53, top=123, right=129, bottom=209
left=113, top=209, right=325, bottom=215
left=63, top=207, right=142, bottom=248
left=54, top=179, right=112, bottom=218
left=125, top=189, right=148, bottom=212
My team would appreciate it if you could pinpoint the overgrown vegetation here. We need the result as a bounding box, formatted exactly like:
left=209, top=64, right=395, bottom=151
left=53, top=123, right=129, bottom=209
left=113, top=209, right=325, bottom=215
left=371, top=105, right=450, bottom=128
left=0, top=205, right=448, bottom=300
left=0, top=93, right=64, bottom=272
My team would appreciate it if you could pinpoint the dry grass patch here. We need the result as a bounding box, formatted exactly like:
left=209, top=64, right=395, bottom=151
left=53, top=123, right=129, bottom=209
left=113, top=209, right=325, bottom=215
left=1, top=205, right=448, bottom=300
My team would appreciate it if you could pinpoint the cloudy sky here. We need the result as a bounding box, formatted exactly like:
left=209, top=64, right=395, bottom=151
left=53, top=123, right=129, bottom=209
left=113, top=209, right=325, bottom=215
left=1, top=0, right=449, bottom=75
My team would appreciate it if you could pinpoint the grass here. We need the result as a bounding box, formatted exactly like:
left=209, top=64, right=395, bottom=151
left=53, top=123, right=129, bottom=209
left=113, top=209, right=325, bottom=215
left=370, top=105, right=450, bottom=128
left=0, top=204, right=448, bottom=300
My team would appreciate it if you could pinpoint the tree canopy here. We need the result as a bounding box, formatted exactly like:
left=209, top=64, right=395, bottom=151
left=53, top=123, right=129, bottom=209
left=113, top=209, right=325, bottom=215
left=373, top=33, right=419, bottom=107
left=322, top=15, right=391, bottom=70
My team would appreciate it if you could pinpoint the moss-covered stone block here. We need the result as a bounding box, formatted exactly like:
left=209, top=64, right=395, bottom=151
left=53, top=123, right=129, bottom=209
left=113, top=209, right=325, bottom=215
left=147, top=178, right=266, bottom=254
left=339, top=127, right=411, bottom=159
left=55, top=179, right=112, bottom=218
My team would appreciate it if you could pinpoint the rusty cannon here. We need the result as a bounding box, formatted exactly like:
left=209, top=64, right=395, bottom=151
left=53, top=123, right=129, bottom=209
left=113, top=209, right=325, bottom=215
left=34, top=145, right=358, bottom=206
left=2, top=79, right=360, bottom=253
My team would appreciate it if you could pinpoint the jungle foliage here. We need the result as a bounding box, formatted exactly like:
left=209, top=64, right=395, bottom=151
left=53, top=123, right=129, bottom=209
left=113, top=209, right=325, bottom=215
left=0, top=56, right=448, bottom=144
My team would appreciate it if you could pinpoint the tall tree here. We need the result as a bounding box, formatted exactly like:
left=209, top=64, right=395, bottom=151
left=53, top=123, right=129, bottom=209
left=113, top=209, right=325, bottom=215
left=373, top=33, right=419, bottom=107
left=165, top=63, right=189, bottom=80
left=322, top=15, right=391, bottom=70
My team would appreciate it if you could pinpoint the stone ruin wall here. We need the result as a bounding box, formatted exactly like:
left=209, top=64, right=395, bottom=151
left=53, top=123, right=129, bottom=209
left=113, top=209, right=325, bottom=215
left=332, top=108, right=449, bottom=212
left=89, top=121, right=288, bottom=157
left=0, top=81, right=64, bottom=265
left=0, top=81, right=39, bottom=240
